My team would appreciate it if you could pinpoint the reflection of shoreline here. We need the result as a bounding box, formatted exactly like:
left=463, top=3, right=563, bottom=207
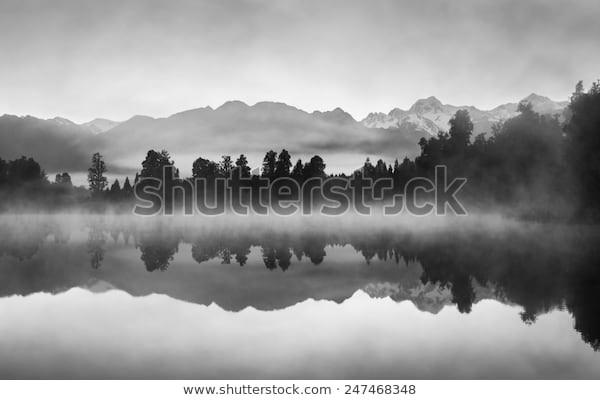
left=0, top=288, right=597, bottom=380
left=0, top=215, right=599, bottom=351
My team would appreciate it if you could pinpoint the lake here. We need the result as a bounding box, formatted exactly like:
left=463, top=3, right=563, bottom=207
left=0, top=214, right=599, bottom=379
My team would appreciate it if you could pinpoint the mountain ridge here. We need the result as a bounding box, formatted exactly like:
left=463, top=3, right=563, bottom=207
left=81, top=118, right=122, bottom=134
left=0, top=93, right=569, bottom=175
left=362, top=93, right=568, bottom=135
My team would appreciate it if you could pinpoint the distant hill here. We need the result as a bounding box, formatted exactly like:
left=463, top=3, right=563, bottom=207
left=0, top=114, right=99, bottom=172
left=0, top=94, right=569, bottom=176
left=81, top=118, right=121, bottom=134
left=97, top=101, right=422, bottom=175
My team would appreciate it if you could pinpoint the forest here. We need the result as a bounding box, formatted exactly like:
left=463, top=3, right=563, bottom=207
left=1, top=81, right=599, bottom=220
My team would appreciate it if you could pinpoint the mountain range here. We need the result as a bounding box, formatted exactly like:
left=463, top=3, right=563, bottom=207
left=78, top=92, right=569, bottom=137
left=362, top=93, right=567, bottom=136
left=81, top=118, right=122, bottom=134
left=0, top=93, right=568, bottom=176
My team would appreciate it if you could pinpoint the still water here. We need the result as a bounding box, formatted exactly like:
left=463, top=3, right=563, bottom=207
left=0, top=214, right=599, bottom=379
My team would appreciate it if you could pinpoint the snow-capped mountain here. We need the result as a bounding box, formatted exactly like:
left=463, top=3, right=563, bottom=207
left=363, top=280, right=453, bottom=314
left=362, top=93, right=568, bottom=136
left=362, top=277, right=500, bottom=314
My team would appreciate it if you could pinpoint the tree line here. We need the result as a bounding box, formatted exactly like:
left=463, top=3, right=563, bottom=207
left=2, top=80, right=599, bottom=219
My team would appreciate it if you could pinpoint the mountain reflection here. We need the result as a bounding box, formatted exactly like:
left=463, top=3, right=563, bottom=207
left=0, top=216, right=598, bottom=351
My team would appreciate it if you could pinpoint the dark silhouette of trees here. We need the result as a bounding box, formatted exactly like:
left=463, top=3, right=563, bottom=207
left=0, top=157, right=6, bottom=187
left=410, top=104, right=570, bottom=216
left=361, top=158, right=375, bottom=178
left=275, top=149, right=292, bottom=178
left=262, top=150, right=277, bottom=179
left=291, top=159, right=304, bottom=182
left=235, top=154, right=251, bottom=178
left=375, top=159, right=389, bottom=179
left=303, top=155, right=326, bottom=179
left=564, top=80, right=600, bottom=218
left=88, top=152, right=107, bottom=194
left=97, top=176, right=135, bottom=205
left=7, top=156, right=46, bottom=185
left=122, top=177, right=133, bottom=195
left=416, top=132, right=447, bottom=174
left=0, top=155, right=92, bottom=210
left=141, top=149, right=176, bottom=179
left=357, top=157, right=394, bottom=180
left=447, top=109, right=473, bottom=156
left=191, top=154, right=254, bottom=180
left=109, top=179, right=121, bottom=200
left=261, top=148, right=300, bottom=180
left=393, top=157, right=416, bottom=186
left=192, top=157, right=220, bottom=179
left=220, top=155, right=233, bottom=177
left=414, top=110, right=474, bottom=177
left=55, top=172, right=72, bottom=186
left=443, top=101, right=564, bottom=213
left=0, top=156, right=51, bottom=210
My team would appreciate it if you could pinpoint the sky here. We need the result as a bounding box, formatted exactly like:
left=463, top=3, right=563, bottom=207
left=0, top=0, right=599, bottom=123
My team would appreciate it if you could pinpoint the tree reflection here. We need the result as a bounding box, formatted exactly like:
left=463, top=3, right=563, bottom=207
left=261, top=246, right=277, bottom=270
left=567, top=262, right=600, bottom=350
left=295, top=234, right=327, bottom=265
left=137, top=227, right=179, bottom=272
left=2, top=217, right=599, bottom=351
left=0, top=222, right=51, bottom=261
left=86, top=224, right=106, bottom=269
left=191, top=235, right=252, bottom=266
left=276, top=246, right=292, bottom=271
left=78, top=223, right=600, bottom=352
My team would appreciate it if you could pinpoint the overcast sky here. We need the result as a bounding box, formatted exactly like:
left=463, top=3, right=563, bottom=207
left=1, top=0, right=599, bottom=122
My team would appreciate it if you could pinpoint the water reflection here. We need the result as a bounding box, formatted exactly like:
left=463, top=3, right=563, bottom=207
left=137, top=224, right=180, bottom=272
left=0, top=215, right=599, bottom=352
left=87, top=224, right=105, bottom=269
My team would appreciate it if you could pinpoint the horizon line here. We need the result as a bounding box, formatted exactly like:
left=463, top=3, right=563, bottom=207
left=1, top=91, right=570, bottom=126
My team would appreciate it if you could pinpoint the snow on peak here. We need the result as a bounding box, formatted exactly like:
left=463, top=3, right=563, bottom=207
left=361, top=94, right=567, bottom=135
left=409, top=96, right=444, bottom=114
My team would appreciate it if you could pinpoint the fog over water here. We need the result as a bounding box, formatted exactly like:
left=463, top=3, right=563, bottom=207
left=0, top=213, right=599, bottom=378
